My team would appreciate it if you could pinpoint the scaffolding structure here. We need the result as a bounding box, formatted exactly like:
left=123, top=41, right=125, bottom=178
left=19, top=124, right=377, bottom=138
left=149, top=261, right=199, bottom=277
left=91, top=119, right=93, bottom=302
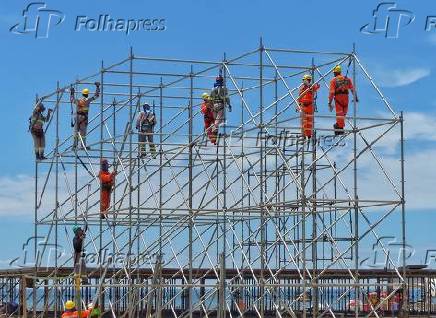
left=27, top=40, right=407, bottom=318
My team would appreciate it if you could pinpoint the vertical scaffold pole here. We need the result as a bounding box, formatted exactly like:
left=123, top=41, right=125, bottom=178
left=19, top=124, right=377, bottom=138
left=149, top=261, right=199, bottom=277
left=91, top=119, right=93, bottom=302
left=136, top=89, right=141, bottom=318
left=99, top=59, right=104, bottom=294
left=352, top=43, right=359, bottom=318
left=400, top=111, right=408, bottom=318
left=54, top=81, right=60, bottom=318
left=128, top=47, right=134, bottom=316
left=188, top=64, right=194, bottom=318
left=311, top=57, right=319, bottom=318
left=159, top=77, right=164, bottom=256
left=259, top=36, right=265, bottom=318
left=222, top=53, right=228, bottom=318
left=33, top=93, right=38, bottom=318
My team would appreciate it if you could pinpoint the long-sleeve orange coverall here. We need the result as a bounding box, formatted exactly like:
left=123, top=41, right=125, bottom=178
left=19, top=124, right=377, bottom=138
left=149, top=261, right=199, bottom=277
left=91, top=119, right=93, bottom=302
left=99, top=170, right=115, bottom=216
left=298, top=83, right=320, bottom=138
left=201, top=101, right=217, bottom=144
left=329, top=75, right=356, bottom=129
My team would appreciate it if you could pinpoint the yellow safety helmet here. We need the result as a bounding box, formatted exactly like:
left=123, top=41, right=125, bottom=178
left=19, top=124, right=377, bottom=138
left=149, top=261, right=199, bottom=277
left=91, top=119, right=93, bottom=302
left=65, top=300, right=75, bottom=310
left=201, top=92, right=209, bottom=100
left=82, top=88, right=90, bottom=95
left=333, top=65, right=342, bottom=73
left=302, top=74, right=312, bottom=81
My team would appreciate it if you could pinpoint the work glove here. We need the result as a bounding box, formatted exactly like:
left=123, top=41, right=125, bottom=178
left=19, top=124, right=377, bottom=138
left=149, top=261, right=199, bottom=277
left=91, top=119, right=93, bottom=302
left=70, top=86, right=75, bottom=94
left=354, top=96, right=359, bottom=103
left=328, top=102, right=333, bottom=112
left=228, top=104, right=232, bottom=112
left=48, top=108, right=53, bottom=113
left=95, top=81, right=101, bottom=87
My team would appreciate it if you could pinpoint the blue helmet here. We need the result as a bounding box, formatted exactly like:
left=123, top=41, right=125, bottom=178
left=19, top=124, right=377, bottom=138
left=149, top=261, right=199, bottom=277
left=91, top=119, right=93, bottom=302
left=215, top=76, right=224, bottom=87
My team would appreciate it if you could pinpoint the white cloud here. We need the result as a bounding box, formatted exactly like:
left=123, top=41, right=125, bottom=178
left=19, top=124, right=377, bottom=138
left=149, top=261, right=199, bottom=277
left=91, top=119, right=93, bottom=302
left=404, top=112, right=436, bottom=141
left=374, top=68, right=431, bottom=88
left=0, top=175, right=34, bottom=217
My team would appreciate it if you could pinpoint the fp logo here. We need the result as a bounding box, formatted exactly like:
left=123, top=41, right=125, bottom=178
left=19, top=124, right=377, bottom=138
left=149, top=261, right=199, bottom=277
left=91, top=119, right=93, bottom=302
left=9, top=2, right=65, bottom=39
left=361, top=2, right=415, bottom=39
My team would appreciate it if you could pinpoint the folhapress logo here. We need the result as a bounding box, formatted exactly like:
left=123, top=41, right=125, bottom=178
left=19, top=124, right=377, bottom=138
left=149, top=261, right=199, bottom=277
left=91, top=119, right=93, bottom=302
left=9, top=3, right=167, bottom=39
left=361, top=2, right=415, bottom=39
left=9, top=2, right=65, bottom=39
left=360, top=2, right=436, bottom=39
left=75, top=15, right=166, bottom=35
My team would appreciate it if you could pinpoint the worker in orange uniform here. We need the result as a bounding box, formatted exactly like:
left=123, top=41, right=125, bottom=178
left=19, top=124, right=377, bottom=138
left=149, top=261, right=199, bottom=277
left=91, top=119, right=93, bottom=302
left=62, top=300, right=89, bottom=318
left=99, top=159, right=116, bottom=219
left=328, top=65, right=358, bottom=135
left=298, top=74, right=320, bottom=139
left=200, top=93, right=217, bottom=145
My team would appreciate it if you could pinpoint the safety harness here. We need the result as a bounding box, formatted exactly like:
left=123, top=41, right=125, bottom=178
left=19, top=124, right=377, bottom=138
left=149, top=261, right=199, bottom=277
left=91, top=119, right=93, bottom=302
left=334, top=76, right=351, bottom=96
left=212, top=87, right=228, bottom=111
left=138, top=112, right=156, bottom=132
left=29, top=111, right=45, bottom=137
left=101, top=178, right=113, bottom=191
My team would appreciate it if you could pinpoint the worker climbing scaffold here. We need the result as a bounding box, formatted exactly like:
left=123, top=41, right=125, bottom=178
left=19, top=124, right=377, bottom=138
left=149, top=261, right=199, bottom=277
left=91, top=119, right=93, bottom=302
left=210, top=71, right=231, bottom=141
left=328, top=65, right=359, bottom=135
left=298, top=74, right=320, bottom=139
left=29, top=101, right=52, bottom=160
left=70, top=82, right=100, bottom=149
left=72, top=225, right=87, bottom=282
left=200, top=92, right=217, bottom=145
left=136, top=103, right=157, bottom=158
left=99, top=159, right=116, bottom=219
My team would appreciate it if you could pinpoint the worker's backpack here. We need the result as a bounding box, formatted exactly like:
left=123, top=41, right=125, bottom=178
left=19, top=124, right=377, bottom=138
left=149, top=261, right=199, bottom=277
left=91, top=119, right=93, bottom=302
left=335, top=76, right=351, bottom=94
left=29, top=112, right=44, bottom=137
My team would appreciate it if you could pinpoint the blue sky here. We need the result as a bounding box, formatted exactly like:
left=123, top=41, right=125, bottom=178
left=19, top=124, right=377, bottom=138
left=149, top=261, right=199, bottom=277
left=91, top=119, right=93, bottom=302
left=0, top=0, right=435, bottom=267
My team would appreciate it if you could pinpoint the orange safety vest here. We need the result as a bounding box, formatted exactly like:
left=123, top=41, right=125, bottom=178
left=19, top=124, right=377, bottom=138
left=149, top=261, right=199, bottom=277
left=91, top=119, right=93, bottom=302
left=62, top=311, right=79, bottom=318
left=77, top=99, right=89, bottom=114
left=99, top=171, right=115, bottom=191
left=201, top=102, right=214, bottom=120
left=299, top=84, right=320, bottom=106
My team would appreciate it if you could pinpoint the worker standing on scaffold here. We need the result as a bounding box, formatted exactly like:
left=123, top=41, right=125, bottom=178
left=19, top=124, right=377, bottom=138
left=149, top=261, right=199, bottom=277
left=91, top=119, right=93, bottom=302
left=70, top=82, right=100, bottom=149
left=210, top=71, right=231, bottom=143
left=72, top=225, right=88, bottom=283
left=99, top=159, right=116, bottom=219
left=136, top=103, right=157, bottom=158
left=200, top=93, right=217, bottom=145
left=298, top=74, right=320, bottom=139
left=29, top=101, right=52, bottom=160
left=328, top=65, right=358, bottom=135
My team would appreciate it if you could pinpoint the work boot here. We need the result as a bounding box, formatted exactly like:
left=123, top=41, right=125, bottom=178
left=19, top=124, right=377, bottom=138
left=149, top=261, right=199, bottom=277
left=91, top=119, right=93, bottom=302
left=100, top=213, right=106, bottom=219
left=333, top=124, right=340, bottom=136
left=150, top=146, right=157, bottom=159
left=35, top=152, right=40, bottom=160
left=39, top=154, right=47, bottom=160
